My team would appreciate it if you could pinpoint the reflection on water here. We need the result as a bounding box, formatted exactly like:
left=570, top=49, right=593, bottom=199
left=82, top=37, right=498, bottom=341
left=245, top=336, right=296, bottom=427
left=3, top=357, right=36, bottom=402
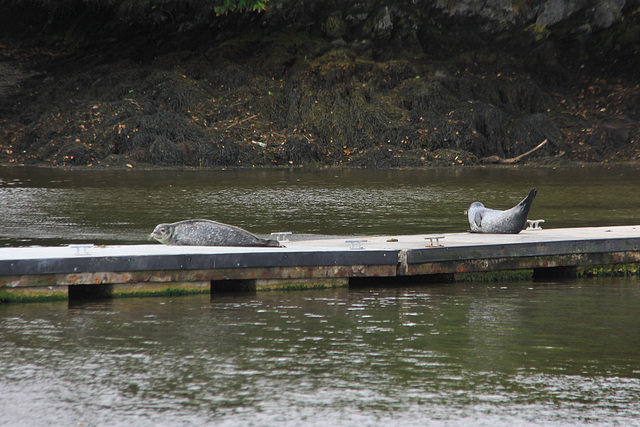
left=1, top=165, right=640, bottom=246
left=1, top=279, right=640, bottom=425
left=2, top=165, right=640, bottom=425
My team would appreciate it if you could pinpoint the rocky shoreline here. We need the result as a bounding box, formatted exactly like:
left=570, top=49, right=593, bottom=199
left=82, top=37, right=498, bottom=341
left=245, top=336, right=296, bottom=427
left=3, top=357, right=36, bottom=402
left=1, top=0, right=638, bottom=169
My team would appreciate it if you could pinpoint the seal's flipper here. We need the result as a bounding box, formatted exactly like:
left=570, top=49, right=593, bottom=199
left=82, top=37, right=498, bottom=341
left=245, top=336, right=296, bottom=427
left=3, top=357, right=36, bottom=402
left=474, top=211, right=483, bottom=228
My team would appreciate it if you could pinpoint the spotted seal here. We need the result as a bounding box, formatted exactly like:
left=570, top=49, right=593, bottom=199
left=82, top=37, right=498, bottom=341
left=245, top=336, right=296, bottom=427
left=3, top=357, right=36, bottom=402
left=467, top=188, right=537, bottom=234
left=150, top=219, right=280, bottom=247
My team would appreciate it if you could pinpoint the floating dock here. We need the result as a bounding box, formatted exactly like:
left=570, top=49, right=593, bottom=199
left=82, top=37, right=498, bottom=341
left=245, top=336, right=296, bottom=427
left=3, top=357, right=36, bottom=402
left=1, top=225, right=639, bottom=302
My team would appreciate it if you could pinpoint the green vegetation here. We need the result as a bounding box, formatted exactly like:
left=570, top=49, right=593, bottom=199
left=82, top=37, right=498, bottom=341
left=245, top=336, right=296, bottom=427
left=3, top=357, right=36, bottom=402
left=0, top=291, right=68, bottom=304
left=525, top=23, right=550, bottom=42
left=577, top=264, right=640, bottom=277
left=454, top=263, right=640, bottom=282
left=2, top=0, right=269, bottom=35
left=215, top=0, right=268, bottom=15
left=256, top=279, right=349, bottom=291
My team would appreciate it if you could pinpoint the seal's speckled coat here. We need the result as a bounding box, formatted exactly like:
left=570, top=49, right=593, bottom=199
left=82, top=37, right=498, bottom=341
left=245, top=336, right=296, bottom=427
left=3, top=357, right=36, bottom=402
left=467, top=188, right=537, bottom=234
left=151, top=219, right=280, bottom=247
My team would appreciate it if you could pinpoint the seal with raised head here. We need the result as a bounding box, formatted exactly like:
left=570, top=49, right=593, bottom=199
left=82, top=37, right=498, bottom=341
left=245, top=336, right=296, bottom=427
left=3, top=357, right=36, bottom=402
left=467, top=188, right=537, bottom=234
left=150, top=219, right=280, bottom=247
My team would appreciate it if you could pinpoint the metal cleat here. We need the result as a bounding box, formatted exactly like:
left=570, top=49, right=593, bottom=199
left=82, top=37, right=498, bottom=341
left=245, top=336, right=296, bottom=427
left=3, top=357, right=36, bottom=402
left=345, top=239, right=368, bottom=250
left=69, top=244, right=94, bottom=255
left=526, top=220, right=545, bottom=230
left=270, top=232, right=293, bottom=242
left=425, top=236, right=445, bottom=247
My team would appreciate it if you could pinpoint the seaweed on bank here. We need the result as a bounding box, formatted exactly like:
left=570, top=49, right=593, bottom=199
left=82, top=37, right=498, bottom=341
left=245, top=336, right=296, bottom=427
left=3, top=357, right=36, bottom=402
left=0, top=0, right=638, bottom=168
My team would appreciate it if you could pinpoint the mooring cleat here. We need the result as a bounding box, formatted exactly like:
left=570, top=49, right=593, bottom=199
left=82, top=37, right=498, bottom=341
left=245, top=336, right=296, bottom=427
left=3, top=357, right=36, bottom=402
left=424, top=236, right=445, bottom=247
left=68, top=244, right=94, bottom=255
left=270, top=232, right=293, bottom=242
left=526, top=220, right=545, bottom=230
left=345, top=239, right=368, bottom=250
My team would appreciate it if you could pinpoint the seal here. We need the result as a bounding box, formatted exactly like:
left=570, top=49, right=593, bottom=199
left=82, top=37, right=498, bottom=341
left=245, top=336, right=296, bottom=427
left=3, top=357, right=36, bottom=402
left=150, top=219, right=280, bottom=247
left=467, top=188, right=537, bottom=234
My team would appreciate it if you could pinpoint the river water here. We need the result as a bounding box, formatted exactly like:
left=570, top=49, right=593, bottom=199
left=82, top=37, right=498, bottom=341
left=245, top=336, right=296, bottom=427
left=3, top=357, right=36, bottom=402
left=1, top=165, right=640, bottom=246
left=1, top=165, right=640, bottom=425
left=2, top=280, right=640, bottom=426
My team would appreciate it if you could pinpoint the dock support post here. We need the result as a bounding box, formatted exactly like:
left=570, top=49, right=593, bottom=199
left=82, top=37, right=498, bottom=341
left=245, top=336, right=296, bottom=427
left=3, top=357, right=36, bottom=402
left=533, top=266, right=578, bottom=280
left=69, top=284, right=113, bottom=299
left=211, top=279, right=257, bottom=293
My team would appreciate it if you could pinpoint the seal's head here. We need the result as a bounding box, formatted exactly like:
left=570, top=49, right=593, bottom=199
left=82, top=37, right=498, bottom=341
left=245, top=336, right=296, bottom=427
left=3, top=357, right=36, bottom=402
left=150, top=223, right=173, bottom=244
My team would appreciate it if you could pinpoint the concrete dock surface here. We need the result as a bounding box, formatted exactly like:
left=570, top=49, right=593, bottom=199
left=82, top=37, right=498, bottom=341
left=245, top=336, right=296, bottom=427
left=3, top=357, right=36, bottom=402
left=1, top=225, right=639, bottom=260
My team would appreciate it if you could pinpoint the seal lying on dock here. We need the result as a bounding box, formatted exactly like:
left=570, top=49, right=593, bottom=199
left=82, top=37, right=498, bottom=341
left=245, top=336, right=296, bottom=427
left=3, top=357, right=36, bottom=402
left=467, top=188, right=537, bottom=234
left=150, top=219, right=280, bottom=247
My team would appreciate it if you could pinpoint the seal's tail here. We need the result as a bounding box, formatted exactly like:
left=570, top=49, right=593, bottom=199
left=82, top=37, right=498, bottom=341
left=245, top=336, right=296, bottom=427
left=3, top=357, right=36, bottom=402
left=519, top=188, right=537, bottom=210
left=517, top=188, right=537, bottom=232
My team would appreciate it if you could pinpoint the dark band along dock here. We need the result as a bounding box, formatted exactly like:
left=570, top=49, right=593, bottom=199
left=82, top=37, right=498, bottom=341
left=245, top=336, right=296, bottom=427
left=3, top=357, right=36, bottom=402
left=1, top=225, right=639, bottom=302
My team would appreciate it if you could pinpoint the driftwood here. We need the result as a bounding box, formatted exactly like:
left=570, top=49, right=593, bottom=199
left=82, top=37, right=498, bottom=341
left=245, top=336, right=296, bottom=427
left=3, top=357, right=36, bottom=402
left=225, top=114, right=259, bottom=130
left=480, top=139, right=548, bottom=164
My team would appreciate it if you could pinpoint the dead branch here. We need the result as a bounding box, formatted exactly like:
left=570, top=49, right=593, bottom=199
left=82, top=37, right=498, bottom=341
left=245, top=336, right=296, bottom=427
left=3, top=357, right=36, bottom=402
left=226, top=114, right=259, bottom=130
left=480, top=139, right=548, bottom=164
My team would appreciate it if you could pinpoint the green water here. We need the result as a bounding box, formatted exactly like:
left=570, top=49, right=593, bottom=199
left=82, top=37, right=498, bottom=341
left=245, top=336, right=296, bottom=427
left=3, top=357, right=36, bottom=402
left=1, top=165, right=640, bottom=425
left=1, top=165, right=640, bottom=246
left=1, top=280, right=639, bottom=426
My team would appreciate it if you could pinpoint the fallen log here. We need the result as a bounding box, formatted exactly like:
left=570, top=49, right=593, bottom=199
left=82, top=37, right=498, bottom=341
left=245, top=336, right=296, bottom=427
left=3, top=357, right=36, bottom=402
left=480, top=139, right=548, bottom=164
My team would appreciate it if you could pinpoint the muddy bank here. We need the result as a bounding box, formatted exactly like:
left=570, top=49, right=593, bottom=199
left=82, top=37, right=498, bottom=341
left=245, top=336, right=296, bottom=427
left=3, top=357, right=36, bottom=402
left=0, top=0, right=638, bottom=168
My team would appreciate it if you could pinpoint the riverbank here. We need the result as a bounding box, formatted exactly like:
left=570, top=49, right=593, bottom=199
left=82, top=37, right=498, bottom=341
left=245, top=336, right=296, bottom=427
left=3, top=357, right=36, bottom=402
left=1, top=1, right=638, bottom=169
